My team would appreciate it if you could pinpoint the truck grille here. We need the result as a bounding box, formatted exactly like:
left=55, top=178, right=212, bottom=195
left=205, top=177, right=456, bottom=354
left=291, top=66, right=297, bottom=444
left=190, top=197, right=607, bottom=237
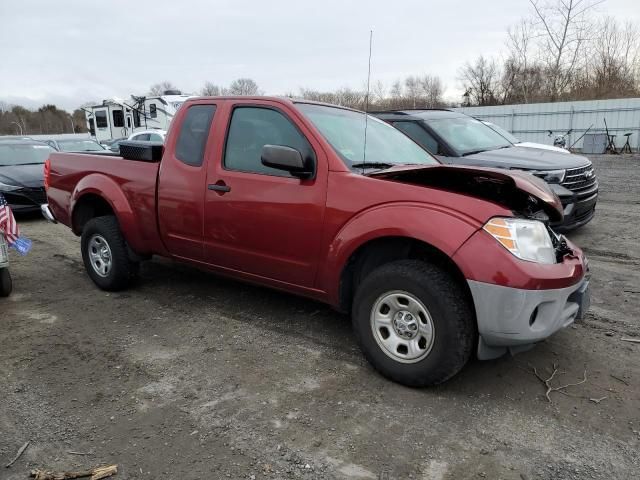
left=562, top=164, right=597, bottom=198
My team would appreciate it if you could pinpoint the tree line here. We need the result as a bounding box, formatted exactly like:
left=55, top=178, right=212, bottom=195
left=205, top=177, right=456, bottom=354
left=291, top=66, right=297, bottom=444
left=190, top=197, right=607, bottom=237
left=459, top=0, right=640, bottom=105
left=0, top=103, right=88, bottom=136
left=2, top=0, right=639, bottom=135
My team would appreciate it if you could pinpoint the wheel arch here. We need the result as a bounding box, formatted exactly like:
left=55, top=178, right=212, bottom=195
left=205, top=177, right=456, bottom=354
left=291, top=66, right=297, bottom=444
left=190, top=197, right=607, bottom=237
left=337, top=235, right=474, bottom=314
left=70, top=174, right=147, bottom=254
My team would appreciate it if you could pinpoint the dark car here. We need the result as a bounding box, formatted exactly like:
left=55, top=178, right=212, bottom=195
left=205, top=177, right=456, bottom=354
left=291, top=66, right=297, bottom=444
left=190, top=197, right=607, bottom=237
left=0, top=140, right=54, bottom=213
left=373, top=110, right=598, bottom=231
left=45, top=138, right=109, bottom=153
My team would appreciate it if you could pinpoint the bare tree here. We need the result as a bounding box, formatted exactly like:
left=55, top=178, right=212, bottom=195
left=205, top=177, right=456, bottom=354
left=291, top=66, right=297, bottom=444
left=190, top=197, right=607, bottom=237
left=334, top=87, right=365, bottom=109
left=459, top=56, right=502, bottom=105
left=528, top=0, right=601, bottom=100
left=420, top=75, right=444, bottom=108
left=148, top=81, right=179, bottom=96
left=200, top=81, right=222, bottom=96
left=389, top=80, right=403, bottom=101
left=506, top=19, right=538, bottom=103
left=586, top=17, right=640, bottom=97
left=404, top=76, right=422, bottom=108
left=228, top=78, right=261, bottom=96
left=371, top=80, right=387, bottom=106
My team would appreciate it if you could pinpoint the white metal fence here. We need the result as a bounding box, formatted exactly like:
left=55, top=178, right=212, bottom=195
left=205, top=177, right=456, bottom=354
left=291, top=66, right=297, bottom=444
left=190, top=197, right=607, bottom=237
left=453, top=98, right=640, bottom=152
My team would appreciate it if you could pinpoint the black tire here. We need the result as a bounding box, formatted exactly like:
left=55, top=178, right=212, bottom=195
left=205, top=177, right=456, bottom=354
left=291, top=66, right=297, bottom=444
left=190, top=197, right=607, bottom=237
left=81, top=216, right=138, bottom=291
left=0, top=268, right=12, bottom=297
left=352, top=259, right=475, bottom=387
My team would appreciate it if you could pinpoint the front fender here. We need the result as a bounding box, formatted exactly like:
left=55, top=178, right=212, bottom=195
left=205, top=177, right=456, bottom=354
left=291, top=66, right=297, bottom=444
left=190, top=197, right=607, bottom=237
left=71, top=174, right=147, bottom=253
left=319, top=202, right=481, bottom=306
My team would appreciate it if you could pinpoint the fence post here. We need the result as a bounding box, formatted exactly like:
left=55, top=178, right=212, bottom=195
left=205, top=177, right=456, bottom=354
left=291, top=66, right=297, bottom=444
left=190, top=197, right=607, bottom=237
left=568, top=106, right=574, bottom=148
left=511, top=109, right=515, bottom=133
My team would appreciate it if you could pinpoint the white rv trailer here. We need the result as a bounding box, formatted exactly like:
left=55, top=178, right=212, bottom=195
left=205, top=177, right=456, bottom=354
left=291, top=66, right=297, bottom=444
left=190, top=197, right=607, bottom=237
left=85, top=90, right=193, bottom=143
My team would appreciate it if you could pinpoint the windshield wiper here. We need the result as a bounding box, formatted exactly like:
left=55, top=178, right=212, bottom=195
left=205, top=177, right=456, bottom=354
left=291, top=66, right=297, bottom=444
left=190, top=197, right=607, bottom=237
left=461, top=149, right=488, bottom=157
left=350, top=162, right=396, bottom=170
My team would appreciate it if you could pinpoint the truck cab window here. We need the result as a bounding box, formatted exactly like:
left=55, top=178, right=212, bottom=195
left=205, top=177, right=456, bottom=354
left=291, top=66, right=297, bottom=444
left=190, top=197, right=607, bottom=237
left=149, top=104, right=157, bottom=118
left=175, top=105, right=216, bottom=167
left=224, top=107, right=312, bottom=177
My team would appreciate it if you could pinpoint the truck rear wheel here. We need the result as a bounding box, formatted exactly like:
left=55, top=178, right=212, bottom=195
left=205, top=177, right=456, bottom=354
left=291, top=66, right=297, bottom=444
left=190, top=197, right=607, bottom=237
left=81, top=216, right=138, bottom=291
left=0, top=268, right=12, bottom=297
left=352, top=259, right=475, bottom=387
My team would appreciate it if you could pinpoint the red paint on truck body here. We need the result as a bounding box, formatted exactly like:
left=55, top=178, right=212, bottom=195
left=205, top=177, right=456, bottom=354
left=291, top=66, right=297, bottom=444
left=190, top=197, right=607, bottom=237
left=46, top=97, right=586, bottom=308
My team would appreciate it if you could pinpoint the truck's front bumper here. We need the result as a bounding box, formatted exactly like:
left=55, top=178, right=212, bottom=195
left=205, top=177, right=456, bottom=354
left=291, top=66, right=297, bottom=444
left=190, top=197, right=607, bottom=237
left=469, top=276, right=590, bottom=360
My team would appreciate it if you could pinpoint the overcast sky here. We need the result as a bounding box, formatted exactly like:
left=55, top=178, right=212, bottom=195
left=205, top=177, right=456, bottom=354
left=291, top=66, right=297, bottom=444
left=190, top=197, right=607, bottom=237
left=1, top=0, right=638, bottom=111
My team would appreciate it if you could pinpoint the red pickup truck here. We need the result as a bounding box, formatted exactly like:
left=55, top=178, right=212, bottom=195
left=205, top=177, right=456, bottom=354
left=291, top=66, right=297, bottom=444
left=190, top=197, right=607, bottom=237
left=43, top=97, right=590, bottom=386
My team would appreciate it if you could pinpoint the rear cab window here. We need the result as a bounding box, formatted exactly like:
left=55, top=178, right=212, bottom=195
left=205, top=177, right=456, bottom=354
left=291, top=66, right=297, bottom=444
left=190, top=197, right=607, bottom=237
left=175, top=104, right=216, bottom=167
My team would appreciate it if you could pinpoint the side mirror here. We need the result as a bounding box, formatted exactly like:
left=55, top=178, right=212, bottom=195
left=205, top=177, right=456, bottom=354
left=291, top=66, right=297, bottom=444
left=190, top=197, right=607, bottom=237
left=261, top=145, right=314, bottom=179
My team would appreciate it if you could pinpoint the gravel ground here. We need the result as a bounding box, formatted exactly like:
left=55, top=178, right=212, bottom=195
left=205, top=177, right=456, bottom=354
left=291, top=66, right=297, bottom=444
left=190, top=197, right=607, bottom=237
left=1, top=154, right=639, bottom=480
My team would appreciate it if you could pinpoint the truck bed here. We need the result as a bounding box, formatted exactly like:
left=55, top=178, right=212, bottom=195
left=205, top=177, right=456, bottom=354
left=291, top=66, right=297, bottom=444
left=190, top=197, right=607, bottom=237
left=47, top=152, right=164, bottom=255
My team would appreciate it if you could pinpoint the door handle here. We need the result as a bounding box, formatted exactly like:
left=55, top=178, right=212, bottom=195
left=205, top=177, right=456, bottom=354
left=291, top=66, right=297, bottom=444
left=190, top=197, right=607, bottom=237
left=208, top=182, right=231, bottom=193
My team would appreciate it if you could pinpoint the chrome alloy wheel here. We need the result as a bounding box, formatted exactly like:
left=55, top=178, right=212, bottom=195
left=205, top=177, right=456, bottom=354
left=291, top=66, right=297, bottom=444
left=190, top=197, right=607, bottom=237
left=88, top=234, right=113, bottom=277
left=370, top=290, right=435, bottom=363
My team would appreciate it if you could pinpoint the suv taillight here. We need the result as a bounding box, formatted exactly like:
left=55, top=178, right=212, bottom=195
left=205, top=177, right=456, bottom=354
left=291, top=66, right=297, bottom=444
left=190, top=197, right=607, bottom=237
left=44, top=158, right=51, bottom=191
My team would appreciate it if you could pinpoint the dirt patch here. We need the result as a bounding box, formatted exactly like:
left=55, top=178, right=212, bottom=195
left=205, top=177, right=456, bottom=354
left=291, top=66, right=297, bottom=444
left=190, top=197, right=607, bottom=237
left=1, top=155, right=639, bottom=479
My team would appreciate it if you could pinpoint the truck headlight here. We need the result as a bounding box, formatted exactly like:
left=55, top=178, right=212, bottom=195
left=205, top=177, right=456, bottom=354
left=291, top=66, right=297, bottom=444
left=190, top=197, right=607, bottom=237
left=533, top=169, right=566, bottom=184
left=483, top=218, right=556, bottom=264
left=0, top=181, right=21, bottom=192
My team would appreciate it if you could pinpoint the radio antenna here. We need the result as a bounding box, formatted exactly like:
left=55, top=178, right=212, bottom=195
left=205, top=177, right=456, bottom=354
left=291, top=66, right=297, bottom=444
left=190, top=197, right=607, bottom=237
left=362, top=29, right=373, bottom=174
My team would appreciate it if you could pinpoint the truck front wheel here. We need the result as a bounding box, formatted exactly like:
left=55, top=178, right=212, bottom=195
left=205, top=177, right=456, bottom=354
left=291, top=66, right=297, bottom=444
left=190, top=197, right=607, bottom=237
left=352, top=260, right=475, bottom=387
left=81, top=216, right=138, bottom=291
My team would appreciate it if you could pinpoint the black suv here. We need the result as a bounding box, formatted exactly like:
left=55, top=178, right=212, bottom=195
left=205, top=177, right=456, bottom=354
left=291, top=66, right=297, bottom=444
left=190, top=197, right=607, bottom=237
left=373, top=110, right=598, bottom=231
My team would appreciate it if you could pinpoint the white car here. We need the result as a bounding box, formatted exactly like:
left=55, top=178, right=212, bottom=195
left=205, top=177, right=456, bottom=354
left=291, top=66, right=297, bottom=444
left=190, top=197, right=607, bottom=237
left=481, top=121, right=570, bottom=154
left=127, top=130, right=167, bottom=142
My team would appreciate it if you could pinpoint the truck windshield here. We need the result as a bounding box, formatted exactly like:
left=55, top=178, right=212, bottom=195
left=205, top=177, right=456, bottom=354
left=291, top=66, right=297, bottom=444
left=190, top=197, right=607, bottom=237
left=296, top=103, right=437, bottom=170
left=0, top=144, right=54, bottom=166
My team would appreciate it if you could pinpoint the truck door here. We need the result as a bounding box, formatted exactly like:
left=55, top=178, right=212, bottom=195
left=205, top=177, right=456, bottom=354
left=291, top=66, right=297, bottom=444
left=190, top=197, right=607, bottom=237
left=157, top=102, right=217, bottom=261
left=203, top=102, right=327, bottom=288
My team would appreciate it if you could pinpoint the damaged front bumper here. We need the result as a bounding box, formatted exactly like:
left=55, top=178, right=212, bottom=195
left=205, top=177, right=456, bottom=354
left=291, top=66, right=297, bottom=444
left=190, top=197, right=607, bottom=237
left=469, top=276, right=590, bottom=360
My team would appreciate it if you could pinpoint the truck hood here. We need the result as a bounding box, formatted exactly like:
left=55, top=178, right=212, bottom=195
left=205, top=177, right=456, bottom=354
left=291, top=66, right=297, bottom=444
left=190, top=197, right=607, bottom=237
left=369, top=164, right=564, bottom=222
left=439, top=146, right=590, bottom=170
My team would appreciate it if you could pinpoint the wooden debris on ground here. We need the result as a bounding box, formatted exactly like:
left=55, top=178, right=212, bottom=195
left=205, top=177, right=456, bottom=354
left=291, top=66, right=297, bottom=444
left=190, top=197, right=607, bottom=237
left=531, top=363, right=588, bottom=402
left=620, top=337, right=640, bottom=344
left=30, top=464, right=117, bottom=480
left=5, top=441, right=30, bottom=468
left=610, top=374, right=630, bottom=386
left=589, top=396, right=607, bottom=404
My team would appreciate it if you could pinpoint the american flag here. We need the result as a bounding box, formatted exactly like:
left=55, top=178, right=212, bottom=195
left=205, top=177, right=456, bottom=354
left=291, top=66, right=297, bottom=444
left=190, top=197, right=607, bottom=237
left=0, top=192, right=20, bottom=246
